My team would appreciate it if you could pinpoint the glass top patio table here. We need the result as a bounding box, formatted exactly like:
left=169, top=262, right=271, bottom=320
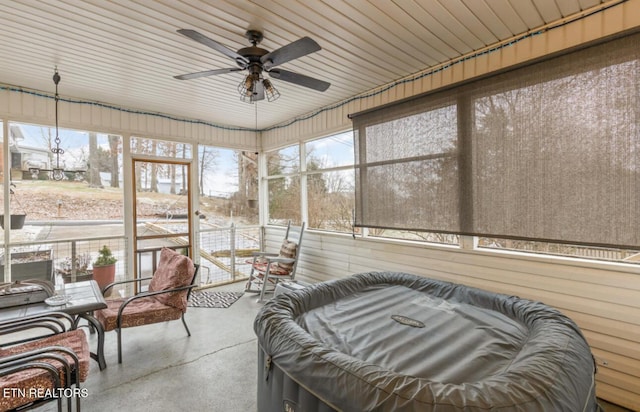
left=0, top=280, right=108, bottom=370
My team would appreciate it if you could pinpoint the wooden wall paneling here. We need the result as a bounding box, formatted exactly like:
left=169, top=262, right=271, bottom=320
left=462, top=58, right=478, bottom=83
left=119, top=109, right=129, bottom=132
left=596, top=383, right=639, bottom=411
left=15, top=92, right=29, bottom=119
left=451, top=59, right=465, bottom=84
left=585, top=331, right=640, bottom=360
left=624, top=0, right=640, bottom=27
left=108, top=106, right=121, bottom=132
left=591, top=348, right=640, bottom=379
left=0, top=89, right=8, bottom=114
left=603, top=2, right=627, bottom=36
left=473, top=52, right=489, bottom=78
left=486, top=46, right=504, bottom=73
left=33, top=93, right=48, bottom=119
left=596, top=366, right=640, bottom=398
left=582, top=9, right=605, bottom=42
left=431, top=68, right=444, bottom=90
left=563, top=310, right=640, bottom=343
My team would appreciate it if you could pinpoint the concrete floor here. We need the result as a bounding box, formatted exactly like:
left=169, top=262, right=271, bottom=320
left=28, top=282, right=635, bottom=412
left=34, top=282, right=263, bottom=412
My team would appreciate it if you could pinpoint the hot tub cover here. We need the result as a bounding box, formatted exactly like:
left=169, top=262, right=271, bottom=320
left=254, top=272, right=599, bottom=411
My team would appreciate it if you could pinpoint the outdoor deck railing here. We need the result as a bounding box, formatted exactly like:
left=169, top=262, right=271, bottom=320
left=1, top=223, right=261, bottom=288
left=1, top=235, right=127, bottom=284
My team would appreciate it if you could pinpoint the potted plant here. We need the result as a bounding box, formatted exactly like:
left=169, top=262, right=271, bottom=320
left=56, top=252, right=93, bottom=283
left=92, top=245, right=117, bottom=295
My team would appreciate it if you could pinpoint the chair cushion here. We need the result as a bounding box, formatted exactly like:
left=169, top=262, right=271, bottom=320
left=148, top=248, right=195, bottom=312
left=276, top=239, right=297, bottom=272
left=94, top=296, right=184, bottom=332
left=0, top=329, right=89, bottom=411
left=251, top=261, right=291, bottom=276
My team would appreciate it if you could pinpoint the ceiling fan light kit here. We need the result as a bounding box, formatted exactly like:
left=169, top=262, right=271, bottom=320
left=175, top=29, right=330, bottom=103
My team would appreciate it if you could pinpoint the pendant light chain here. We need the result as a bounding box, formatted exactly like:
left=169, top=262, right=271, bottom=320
left=51, top=68, right=65, bottom=178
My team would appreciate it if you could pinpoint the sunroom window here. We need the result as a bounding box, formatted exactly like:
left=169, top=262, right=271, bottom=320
left=305, top=132, right=355, bottom=233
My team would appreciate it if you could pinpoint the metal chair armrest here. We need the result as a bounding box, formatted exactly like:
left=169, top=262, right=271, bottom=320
left=0, top=312, right=75, bottom=346
left=264, top=257, right=295, bottom=264
left=251, top=251, right=278, bottom=257
left=102, top=276, right=153, bottom=296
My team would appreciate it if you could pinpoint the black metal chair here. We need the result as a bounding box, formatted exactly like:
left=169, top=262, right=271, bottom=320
left=0, top=312, right=89, bottom=412
left=94, top=248, right=199, bottom=364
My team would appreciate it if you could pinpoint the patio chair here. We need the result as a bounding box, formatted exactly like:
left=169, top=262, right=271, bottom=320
left=94, top=248, right=199, bottom=364
left=0, top=312, right=89, bottom=412
left=245, top=222, right=305, bottom=302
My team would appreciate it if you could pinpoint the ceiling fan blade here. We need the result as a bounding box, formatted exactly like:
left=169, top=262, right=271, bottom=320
left=177, top=29, right=249, bottom=66
left=174, top=67, right=242, bottom=80
left=268, top=69, right=330, bottom=92
left=261, top=37, right=321, bottom=69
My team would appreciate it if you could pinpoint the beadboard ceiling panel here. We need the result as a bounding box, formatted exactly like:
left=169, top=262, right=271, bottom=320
left=0, top=0, right=621, bottom=129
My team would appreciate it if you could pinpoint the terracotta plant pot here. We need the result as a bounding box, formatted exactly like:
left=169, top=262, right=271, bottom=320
left=92, top=264, right=116, bottom=296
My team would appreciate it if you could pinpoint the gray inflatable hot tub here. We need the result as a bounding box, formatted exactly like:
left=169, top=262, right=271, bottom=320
left=254, top=272, right=600, bottom=412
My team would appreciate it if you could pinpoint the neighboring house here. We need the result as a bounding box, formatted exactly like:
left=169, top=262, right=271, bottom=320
left=7, top=124, right=50, bottom=179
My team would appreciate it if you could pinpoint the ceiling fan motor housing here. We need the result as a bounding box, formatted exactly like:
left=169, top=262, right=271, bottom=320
left=236, top=30, right=269, bottom=69
left=237, top=46, right=269, bottom=69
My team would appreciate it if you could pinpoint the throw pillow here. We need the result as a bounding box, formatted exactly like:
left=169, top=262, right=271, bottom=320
left=277, top=239, right=298, bottom=272
left=148, top=248, right=195, bottom=312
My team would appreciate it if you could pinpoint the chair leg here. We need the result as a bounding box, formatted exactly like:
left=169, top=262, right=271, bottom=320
left=259, top=273, right=268, bottom=302
left=117, top=328, right=122, bottom=364
left=245, top=265, right=262, bottom=293
left=245, top=275, right=258, bottom=293
left=181, top=314, right=191, bottom=337
left=75, top=386, right=82, bottom=412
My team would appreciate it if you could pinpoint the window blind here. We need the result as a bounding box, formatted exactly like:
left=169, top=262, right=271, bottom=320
left=352, top=32, right=640, bottom=248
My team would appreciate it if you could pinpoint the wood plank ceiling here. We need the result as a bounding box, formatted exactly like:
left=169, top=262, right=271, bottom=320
left=0, top=0, right=616, bottom=129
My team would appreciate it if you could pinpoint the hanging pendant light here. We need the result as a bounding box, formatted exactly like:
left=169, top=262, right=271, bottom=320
left=26, top=68, right=85, bottom=181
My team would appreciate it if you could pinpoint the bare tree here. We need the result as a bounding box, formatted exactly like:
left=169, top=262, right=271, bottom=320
left=88, top=132, right=102, bottom=187
left=150, top=140, right=158, bottom=192
left=108, top=134, right=119, bottom=188
left=169, top=142, right=177, bottom=194
left=199, top=146, right=219, bottom=196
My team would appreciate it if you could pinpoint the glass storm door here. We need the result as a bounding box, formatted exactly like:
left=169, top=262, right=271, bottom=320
left=132, top=159, right=193, bottom=286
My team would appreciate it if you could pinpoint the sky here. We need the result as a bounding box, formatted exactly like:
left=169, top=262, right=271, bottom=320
left=9, top=123, right=355, bottom=197
left=12, top=122, right=240, bottom=197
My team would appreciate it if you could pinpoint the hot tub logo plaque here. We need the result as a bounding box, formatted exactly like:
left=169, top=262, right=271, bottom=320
left=391, top=314, right=425, bottom=328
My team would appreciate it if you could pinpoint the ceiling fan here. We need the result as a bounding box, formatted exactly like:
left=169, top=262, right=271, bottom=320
left=174, top=29, right=330, bottom=103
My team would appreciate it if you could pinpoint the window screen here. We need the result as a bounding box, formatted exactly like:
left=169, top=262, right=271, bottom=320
left=353, top=32, right=640, bottom=248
